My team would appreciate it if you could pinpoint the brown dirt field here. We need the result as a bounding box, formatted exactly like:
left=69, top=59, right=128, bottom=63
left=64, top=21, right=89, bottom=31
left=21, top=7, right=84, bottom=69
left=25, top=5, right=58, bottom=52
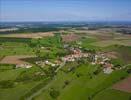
left=104, top=52, right=118, bottom=59
left=62, top=33, right=80, bottom=42
left=98, top=51, right=118, bottom=59
left=0, top=55, right=36, bottom=65
left=0, top=56, right=4, bottom=61
left=112, top=76, right=131, bottom=93
left=72, top=30, right=112, bottom=35
left=0, top=32, right=54, bottom=38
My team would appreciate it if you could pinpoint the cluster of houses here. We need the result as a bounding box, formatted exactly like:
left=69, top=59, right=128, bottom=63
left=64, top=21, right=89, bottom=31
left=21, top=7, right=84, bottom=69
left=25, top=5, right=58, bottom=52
left=16, top=63, right=32, bottom=69
left=91, top=53, right=114, bottom=74
left=61, top=47, right=114, bottom=74
left=35, top=60, right=60, bottom=67
left=62, top=48, right=89, bottom=62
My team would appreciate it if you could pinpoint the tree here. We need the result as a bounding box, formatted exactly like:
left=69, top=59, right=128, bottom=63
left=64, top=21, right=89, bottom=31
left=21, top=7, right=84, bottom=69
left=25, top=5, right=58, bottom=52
left=64, top=80, right=70, bottom=85
left=129, top=96, right=131, bottom=100
left=127, top=69, right=131, bottom=74
left=49, top=88, right=60, bottom=99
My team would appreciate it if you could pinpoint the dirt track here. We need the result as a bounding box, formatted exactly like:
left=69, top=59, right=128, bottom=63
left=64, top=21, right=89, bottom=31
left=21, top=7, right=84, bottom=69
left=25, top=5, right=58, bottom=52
left=112, top=76, right=131, bottom=93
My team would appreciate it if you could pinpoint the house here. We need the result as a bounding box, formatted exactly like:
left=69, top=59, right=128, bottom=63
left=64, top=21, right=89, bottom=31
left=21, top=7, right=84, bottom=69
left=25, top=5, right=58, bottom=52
left=103, top=63, right=113, bottom=74
left=41, top=47, right=45, bottom=49
left=54, top=60, right=62, bottom=66
left=35, top=61, right=45, bottom=66
left=103, top=67, right=113, bottom=74
left=45, top=60, right=57, bottom=67
left=63, top=44, right=69, bottom=48
left=51, top=64, right=56, bottom=67
left=91, top=62, right=96, bottom=65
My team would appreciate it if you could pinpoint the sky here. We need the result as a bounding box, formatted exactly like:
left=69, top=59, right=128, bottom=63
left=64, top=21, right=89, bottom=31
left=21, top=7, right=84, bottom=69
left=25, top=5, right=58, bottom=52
left=0, top=0, right=131, bottom=22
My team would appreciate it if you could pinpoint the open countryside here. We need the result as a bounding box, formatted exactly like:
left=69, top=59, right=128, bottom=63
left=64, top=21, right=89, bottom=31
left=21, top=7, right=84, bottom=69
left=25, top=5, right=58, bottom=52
left=0, top=22, right=130, bottom=100
left=0, top=0, right=131, bottom=100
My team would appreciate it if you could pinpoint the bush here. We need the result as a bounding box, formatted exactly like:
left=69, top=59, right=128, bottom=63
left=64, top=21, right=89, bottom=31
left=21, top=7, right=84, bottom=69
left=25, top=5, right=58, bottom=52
left=129, top=96, right=131, bottom=100
left=0, top=64, right=15, bottom=71
left=93, top=67, right=102, bottom=75
left=0, top=80, right=14, bottom=89
left=111, top=59, right=124, bottom=67
left=127, top=69, right=131, bottom=74
left=64, top=80, right=70, bottom=85
left=49, top=88, right=60, bottom=99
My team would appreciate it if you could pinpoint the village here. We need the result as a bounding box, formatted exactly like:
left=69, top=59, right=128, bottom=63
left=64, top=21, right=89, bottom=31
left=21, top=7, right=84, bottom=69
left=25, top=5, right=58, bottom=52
left=1, top=43, right=121, bottom=75
left=32, top=46, right=118, bottom=74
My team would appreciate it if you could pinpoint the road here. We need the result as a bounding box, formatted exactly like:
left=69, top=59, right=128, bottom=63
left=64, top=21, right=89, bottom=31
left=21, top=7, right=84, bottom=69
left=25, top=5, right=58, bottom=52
left=55, top=61, right=66, bottom=73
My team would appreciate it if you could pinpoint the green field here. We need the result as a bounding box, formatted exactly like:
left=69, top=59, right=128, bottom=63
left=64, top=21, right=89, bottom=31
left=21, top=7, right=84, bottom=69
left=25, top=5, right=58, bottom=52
left=93, top=89, right=131, bottom=100
left=0, top=64, right=49, bottom=100
left=33, top=63, right=130, bottom=100
left=91, top=39, right=131, bottom=47
left=0, top=41, right=34, bottom=56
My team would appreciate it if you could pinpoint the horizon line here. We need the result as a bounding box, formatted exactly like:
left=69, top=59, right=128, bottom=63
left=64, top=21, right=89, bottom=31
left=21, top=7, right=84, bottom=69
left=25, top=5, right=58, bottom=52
left=1, top=20, right=131, bottom=23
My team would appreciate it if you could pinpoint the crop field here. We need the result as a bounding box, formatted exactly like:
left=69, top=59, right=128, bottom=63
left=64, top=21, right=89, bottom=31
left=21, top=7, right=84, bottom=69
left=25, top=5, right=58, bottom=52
left=93, top=89, right=131, bottom=100
left=91, top=39, right=131, bottom=47
left=112, top=76, right=131, bottom=93
left=0, top=55, right=36, bottom=65
left=0, top=32, right=54, bottom=38
left=0, top=39, right=34, bottom=56
left=62, top=33, right=81, bottom=42
left=103, top=45, right=131, bottom=64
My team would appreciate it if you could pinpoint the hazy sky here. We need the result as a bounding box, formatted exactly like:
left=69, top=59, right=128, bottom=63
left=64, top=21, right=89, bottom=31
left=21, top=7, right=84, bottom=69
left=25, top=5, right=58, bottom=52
left=0, top=0, right=131, bottom=22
